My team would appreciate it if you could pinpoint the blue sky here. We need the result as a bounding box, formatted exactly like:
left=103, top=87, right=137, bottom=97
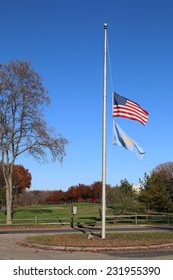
left=1, top=0, right=173, bottom=190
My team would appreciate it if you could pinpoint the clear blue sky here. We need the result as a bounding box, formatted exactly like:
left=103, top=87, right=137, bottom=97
left=1, top=0, right=173, bottom=190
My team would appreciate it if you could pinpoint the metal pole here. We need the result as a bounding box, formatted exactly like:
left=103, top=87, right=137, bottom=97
left=102, top=23, right=107, bottom=239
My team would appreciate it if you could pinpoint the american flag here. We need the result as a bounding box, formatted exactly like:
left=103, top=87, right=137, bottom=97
left=113, top=92, right=149, bottom=125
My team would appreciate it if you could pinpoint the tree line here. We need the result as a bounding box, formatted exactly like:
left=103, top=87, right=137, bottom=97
left=10, top=181, right=102, bottom=207
left=0, top=165, right=102, bottom=207
left=1, top=161, right=173, bottom=215
left=107, top=162, right=173, bottom=214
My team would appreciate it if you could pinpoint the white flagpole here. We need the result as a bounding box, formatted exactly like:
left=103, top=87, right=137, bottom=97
left=102, top=23, right=107, bottom=239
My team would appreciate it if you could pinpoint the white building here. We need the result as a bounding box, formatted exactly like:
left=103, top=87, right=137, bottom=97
left=132, top=184, right=141, bottom=193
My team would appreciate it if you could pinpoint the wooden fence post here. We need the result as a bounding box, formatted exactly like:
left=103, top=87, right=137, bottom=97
left=135, top=213, right=138, bottom=225
left=167, top=213, right=169, bottom=224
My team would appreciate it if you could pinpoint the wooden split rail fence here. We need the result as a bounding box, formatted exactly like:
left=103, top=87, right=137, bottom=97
left=0, top=213, right=173, bottom=226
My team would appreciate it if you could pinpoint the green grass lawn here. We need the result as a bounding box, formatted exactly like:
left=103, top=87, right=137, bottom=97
left=0, top=203, right=173, bottom=226
left=0, top=203, right=102, bottom=225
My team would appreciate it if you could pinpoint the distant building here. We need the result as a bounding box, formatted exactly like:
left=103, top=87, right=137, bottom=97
left=132, top=184, right=141, bottom=193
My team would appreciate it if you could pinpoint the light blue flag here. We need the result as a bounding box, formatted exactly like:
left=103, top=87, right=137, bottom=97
left=113, top=122, right=145, bottom=159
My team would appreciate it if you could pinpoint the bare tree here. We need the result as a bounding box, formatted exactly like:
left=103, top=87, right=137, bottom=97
left=152, top=161, right=173, bottom=205
left=0, top=60, right=68, bottom=224
left=152, top=162, right=173, bottom=178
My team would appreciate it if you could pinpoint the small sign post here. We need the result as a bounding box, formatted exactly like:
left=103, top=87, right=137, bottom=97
left=71, top=206, right=77, bottom=227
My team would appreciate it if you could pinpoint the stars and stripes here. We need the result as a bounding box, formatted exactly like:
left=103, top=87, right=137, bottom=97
left=113, top=92, right=149, bottom=125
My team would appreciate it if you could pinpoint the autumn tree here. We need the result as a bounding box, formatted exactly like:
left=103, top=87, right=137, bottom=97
left=12, top=165, right=32, bottom=206
left=91, top=181, right=102, bottom=202
left=0, top=60, right=67, bottom=224
left=66, top=186, right=79, bottom=203
left=46, top=190, right=65, bottom=204
left=0, top=164, right=31, bottom=206
left=75, top=184, right=92, bottom=202
left=12, top=165, right=31, bottom=191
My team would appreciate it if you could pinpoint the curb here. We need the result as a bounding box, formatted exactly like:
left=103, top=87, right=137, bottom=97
left=22, top=241, right=173, bottom=252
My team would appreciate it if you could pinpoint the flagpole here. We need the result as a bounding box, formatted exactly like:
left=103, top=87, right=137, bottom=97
left=102, top=23, right=107, bottom=239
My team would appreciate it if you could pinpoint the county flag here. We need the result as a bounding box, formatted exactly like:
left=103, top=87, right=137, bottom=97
left=113, top=92, right=149, bottom=125
left=113, top=122, right=145, bottom=159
